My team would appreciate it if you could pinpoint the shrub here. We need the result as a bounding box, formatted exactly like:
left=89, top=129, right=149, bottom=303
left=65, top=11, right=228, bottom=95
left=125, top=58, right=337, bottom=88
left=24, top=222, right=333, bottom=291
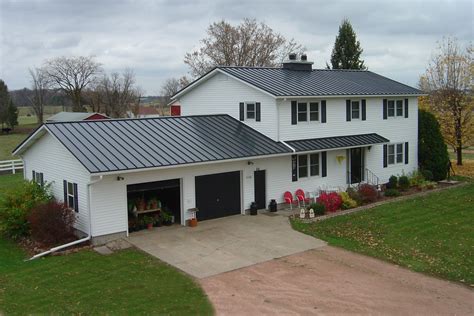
left=339, top=192, right=358, bottom=210
left=307, top=202, right=326, bottom=216
left=421, top=169, right=433, bottom=181
left=408, top=170, right=425, bottom=187
left=384, top=188, right=401, bottom=197
left=357, top=184, right=379, bottom=204
left=0, top=181, right=53, bottom=239
left=317, top=192, right=342, bottom=212
left=386, top=175, right=398, bottom=189
left=418, top=110, right=449, bottom=181
left=398, top=175, right=410, bottom=191
left=28, top=201, right=76, bottom=246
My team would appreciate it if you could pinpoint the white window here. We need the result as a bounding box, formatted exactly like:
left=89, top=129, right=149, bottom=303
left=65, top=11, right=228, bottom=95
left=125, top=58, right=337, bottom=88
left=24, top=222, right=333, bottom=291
left=388, top=144, right=404, bottom=165
left=298, top=102, right=319, bottom=122
left=388, top=99, right=403, bottom=117
left=66, top=181, right=76, bottom=211
left=246, top=103, right=255, bottom=119
left=351, top=101, right=360, bottom=119
left=298, top=153, right=320, bottom=178
left=32, top=171, right=44, bottom=186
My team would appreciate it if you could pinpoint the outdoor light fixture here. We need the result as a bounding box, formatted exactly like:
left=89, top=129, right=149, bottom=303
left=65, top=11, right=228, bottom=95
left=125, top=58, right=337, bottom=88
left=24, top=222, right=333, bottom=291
left=368, top=146, right=372, bottom=151
left=247, top=161, right=254, bottom=165
left=117, top=176, right=124, bottom=181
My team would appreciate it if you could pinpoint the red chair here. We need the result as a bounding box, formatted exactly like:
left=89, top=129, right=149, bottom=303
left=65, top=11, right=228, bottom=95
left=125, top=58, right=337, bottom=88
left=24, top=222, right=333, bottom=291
left=295, top=189, right=310, bottom=208
left=283, top=191, right=298, bottom=210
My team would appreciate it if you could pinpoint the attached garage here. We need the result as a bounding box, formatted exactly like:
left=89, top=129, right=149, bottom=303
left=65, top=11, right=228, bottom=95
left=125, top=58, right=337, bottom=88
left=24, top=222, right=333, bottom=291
left=195, top=171, right=241, bottom=221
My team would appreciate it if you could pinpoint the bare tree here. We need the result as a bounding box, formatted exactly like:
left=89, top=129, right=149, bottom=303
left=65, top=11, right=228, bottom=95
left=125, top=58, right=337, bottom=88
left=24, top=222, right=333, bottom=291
left=160, top=76, right=189, bottom=104
left=184, top=19, right=304, bottom=77
left=27, top=67, right=51, bottom=123
left=420, top=37, right=473, bottom=165
left=44, top=56, right=102, bottom=112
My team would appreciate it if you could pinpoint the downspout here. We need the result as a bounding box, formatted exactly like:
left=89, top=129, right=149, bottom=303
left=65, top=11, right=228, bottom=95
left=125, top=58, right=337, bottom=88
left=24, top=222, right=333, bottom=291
left=281, top=141, right=296, bottom=153
left=27, top=175, right=103, bottom=261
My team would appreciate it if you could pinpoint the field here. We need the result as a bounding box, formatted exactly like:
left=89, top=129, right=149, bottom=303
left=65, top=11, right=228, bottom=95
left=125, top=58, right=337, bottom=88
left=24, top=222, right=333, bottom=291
left=292, top=182, right=474, bottom=285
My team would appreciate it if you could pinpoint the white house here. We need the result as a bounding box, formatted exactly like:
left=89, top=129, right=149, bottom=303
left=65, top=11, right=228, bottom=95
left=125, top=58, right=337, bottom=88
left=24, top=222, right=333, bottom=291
left=14, top=55, right=422, bottom=244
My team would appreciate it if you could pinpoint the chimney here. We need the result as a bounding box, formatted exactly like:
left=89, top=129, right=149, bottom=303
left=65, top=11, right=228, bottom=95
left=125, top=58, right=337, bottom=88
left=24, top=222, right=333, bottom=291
left=282, top=53, right=313, bottom=71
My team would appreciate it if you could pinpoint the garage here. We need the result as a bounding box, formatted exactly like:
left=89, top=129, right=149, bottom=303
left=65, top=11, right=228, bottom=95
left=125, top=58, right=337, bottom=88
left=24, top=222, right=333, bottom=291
left=195, top=171, right=241, bottom=221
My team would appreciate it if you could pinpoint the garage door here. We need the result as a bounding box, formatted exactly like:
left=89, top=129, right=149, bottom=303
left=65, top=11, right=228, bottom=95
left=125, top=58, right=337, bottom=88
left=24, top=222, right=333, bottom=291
left=195, top=171, right=241, bottom=220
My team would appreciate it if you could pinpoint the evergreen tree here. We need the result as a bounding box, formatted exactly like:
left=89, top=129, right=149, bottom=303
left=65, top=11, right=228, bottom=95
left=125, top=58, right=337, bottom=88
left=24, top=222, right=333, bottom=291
left=0, top=79, right=11, bottom=127
left=6, top=100, right=18, bottom=130
left=418, top=109, right=449, bottom=180
left=330, top=19, right=366, bottom=70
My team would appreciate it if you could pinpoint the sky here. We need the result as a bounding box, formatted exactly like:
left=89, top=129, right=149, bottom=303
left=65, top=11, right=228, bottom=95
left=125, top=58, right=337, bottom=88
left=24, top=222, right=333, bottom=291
left=0, top=0, right=472, bottom=95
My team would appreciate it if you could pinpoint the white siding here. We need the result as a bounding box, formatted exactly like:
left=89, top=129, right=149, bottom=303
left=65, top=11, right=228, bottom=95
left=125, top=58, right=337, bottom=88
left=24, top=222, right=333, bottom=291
left=22, top=133, right=91, bottom=234
left=179, top=72, right=279, bottom=140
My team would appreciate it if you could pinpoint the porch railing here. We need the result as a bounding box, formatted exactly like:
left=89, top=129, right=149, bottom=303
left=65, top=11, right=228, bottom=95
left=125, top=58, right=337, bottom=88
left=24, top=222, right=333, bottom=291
left=347, top=168, right=380, bottom=187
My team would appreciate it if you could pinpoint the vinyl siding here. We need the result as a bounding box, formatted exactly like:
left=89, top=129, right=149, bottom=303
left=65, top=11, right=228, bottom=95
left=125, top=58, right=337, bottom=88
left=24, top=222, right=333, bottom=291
left=179, top=72, right=279, bottom=140
left=22, top=133, right=91, bottom=234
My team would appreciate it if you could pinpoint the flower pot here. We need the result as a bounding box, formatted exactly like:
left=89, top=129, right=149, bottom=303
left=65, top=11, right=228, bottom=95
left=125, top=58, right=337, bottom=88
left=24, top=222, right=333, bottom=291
left=147, top=223, right=153, bottom=230
left=189, top=218, right=198, bottom=227
left=250, top=202, right=258, bottom=216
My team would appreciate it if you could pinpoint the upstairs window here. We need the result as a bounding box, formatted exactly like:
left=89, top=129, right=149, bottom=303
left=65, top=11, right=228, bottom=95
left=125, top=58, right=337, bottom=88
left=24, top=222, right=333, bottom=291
left=309, top=102, right=319, bottom=121
left=297, top=102, right=319, bottom=122
left=388, top=100, right=404, bottom=117
left=246, top=103, right=255, bottom=119
left=351, top=101, right=360, bottom=119
left=297, top=102, right=307, bottom=122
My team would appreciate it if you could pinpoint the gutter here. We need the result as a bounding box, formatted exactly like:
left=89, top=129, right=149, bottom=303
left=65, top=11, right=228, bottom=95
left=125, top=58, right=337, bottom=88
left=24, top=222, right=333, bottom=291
left=280, top=141, right=296, bottom=153
left=27, top=176, right=103, bottom=261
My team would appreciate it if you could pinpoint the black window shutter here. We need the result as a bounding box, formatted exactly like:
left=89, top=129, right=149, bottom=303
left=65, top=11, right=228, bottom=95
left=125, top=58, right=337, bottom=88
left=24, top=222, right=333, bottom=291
left=291, top=101, right=297, bottom=125
left=321, top=100, right=327, bottom=123
left=383, top=144, right=388, bottom=168
left=405, top=142, right=409, bottom=164
left=346, top=100, right=351, bottom=121
left=404, top=98, right=409, bottom=118
left=321, top=151, right=327, bottom=177
left=383, top=99, right=388, bottom=120
left=361, top=99, right=367, bottom=121
left=63, top=180, right=68, bottom=205
left=32, top=170, right=36, bottom=181
left=256, top=102, right=261, bottom=122
left=73, top=183, right=79, bottom=212
left=239, top=102, right=245, bottom=121
left=40, top=173, right=44, bottom=186
left=291, top=155, right=298, bottom=181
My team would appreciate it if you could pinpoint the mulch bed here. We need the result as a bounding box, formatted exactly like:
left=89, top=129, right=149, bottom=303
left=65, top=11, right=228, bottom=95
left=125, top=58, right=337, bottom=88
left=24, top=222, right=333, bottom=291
left=292, top=181, right=465, bottom=223
left=17, top=237, right=92, bottom=258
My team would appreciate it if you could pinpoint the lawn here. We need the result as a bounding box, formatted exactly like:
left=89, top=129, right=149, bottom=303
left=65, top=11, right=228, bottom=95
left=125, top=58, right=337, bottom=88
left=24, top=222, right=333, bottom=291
left=0, top=133, right=29, bottom=160
left=292, top=183, right=474, bottom=285
left=0, top=173, right=213, bottom=315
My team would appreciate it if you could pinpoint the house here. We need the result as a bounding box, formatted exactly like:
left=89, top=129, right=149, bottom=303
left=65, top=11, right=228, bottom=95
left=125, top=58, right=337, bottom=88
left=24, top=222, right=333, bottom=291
left=46, top=112, right=109, bottom=122
left=14, top=55, right=422, bottom=244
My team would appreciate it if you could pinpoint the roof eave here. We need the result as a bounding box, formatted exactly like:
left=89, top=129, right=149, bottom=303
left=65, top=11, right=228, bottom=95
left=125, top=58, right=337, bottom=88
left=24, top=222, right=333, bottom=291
left=275, top=93, right=426, bottom=99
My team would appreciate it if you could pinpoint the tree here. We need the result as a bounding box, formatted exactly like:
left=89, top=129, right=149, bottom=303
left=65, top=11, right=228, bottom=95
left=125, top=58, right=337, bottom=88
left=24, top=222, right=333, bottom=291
left=184, top=19, right=304, bottom=77
left=418, top=109, right=449, bottom=180
left=0, top=79, right=11, bottom=127
left=329, top=19, right=366, bottom=70
left=28, top=67, right=51, bottom=123
left=160, top=76, right=189, bottom=105
left=6, top=100, right=18, bottom=130
left=45, top=56, right=102, bottom=112
left=420, top=37, right=473, bottom=165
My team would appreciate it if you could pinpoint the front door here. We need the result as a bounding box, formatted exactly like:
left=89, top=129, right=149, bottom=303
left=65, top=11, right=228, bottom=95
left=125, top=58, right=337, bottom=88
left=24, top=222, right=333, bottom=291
left=254, top=170, right=266, bottom=209
left=350, top=148, right=364, bottom=184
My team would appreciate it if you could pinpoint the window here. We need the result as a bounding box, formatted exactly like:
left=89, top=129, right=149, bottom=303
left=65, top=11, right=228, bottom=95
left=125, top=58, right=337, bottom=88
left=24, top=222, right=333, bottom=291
left=388, top=144, right=404, bottom=165
left=246, top=103, right=255, bottom=119
left=388, top=99, right=403, bottom=117
left=66, top=181, right=77, bottom=211
left=351, top=101, right=360, bottom=119
left=298, top=153, right=320, bottom=178
left=298, top=102, right=319, bottom=122
left=32, top=171, right=44, bottom=186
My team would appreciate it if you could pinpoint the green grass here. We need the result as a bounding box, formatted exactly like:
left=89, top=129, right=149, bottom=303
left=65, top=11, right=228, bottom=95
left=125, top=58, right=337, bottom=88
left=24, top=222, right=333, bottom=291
left=0, top=173, right=23, bottom=196
left=292, top=183, right=474, bottom=285
left=0, top=239, right=213, bottom=315
left=0, top=133, right=28, bottom=160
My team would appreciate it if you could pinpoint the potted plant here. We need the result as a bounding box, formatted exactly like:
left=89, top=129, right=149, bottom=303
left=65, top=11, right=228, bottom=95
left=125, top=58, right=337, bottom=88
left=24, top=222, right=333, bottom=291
left=153, top=214, right=163, bottom=227
left=161, top=210, right=173, bottom=226
left=136, top=196, right=146, bottom=212
left=149, top=197, right=158, bottom=209
left=143, top=216, right=154, bottom=230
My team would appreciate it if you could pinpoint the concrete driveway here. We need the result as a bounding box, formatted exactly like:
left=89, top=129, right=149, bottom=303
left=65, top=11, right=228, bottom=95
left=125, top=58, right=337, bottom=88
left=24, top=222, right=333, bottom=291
left=127, top=213, right=325, bottom=278
left=201, top=246, right=474, bottom=315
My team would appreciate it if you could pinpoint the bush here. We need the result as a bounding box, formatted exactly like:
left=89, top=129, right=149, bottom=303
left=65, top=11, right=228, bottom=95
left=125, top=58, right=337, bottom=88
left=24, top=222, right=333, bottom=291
left=317, top=192, right=342, bottom=212
left=384, top=188, right=401, bottom=197
left=386, top=175, right=398, bottom=189
left=408, top=170, right=425, bottom=187
left=357, top=184, right=379, bottom=204
left=346, top=187, right=362, bottom=205
left=0, top=181, right=53, bottom=239
left=307, top=202, right=326, bottom=216
left=28, top=201, right=76, bottom=246
left=418, top=110, right=449, bottom=181
left=398, top=175, right=410, bottom=191
left=339, top=192, right=358, bottom=210
left=421, top=169, right=433, bottom=181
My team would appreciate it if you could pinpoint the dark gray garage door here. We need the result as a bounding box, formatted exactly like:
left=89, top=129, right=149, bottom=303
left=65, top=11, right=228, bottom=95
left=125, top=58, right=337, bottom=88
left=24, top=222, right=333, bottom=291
left=195, top=171, right=241, bottom=220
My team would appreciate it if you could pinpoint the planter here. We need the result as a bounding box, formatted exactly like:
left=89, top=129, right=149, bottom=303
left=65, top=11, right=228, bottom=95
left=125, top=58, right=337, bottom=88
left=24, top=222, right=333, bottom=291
left=189, top=218, right=198, bottom=227
left=250, top=202, right=258, bottom=216
left=147, top=223, right=153, bottom=230
left=268, top=199, right=277, bottom=212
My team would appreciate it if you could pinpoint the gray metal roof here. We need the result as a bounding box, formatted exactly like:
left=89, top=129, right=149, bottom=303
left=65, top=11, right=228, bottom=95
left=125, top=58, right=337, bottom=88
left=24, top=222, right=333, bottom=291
left=286, top=133, right=389, bottom=152
left=43, top=114, right=292, bottom=174
left=219, top=67, right=422, bottom=96
left=46, top=112, right=105, bottom=122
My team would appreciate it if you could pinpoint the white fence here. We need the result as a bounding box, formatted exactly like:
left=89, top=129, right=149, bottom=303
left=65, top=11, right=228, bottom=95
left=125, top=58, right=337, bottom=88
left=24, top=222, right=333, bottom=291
left=0, top=159, right=24, bottom=174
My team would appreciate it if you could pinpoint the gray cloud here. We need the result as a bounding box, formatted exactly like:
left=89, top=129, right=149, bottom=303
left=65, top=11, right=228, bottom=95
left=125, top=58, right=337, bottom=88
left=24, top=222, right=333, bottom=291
left=1, top=0, right=472, bottom=94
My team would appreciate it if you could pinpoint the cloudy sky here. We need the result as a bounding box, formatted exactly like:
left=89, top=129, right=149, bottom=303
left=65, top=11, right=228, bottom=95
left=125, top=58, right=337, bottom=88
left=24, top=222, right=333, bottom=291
left=1, top=0, right=472, bottom=94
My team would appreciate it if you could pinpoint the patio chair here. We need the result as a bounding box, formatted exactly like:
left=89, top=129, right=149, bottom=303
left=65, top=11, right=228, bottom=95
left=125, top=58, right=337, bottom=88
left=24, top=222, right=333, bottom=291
left=295, top=189, right=310, bottom=208
left=283, top=191, right=298, bottom=210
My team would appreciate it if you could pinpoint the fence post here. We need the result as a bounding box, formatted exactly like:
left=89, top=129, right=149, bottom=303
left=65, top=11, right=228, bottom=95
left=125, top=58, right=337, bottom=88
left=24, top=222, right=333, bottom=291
left=12, top=160, right=15, bottom=174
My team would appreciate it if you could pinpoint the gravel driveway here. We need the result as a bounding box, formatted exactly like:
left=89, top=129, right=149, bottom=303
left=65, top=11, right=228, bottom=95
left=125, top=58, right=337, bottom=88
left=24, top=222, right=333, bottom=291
left=200, top=246, right=474, bottom=315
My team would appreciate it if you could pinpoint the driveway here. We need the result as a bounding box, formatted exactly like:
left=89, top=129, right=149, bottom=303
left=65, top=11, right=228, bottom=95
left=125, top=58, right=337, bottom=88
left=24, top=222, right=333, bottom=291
left=200, top=246, right=474, bottom=315
left=127, top=213, right=325, bottom=278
